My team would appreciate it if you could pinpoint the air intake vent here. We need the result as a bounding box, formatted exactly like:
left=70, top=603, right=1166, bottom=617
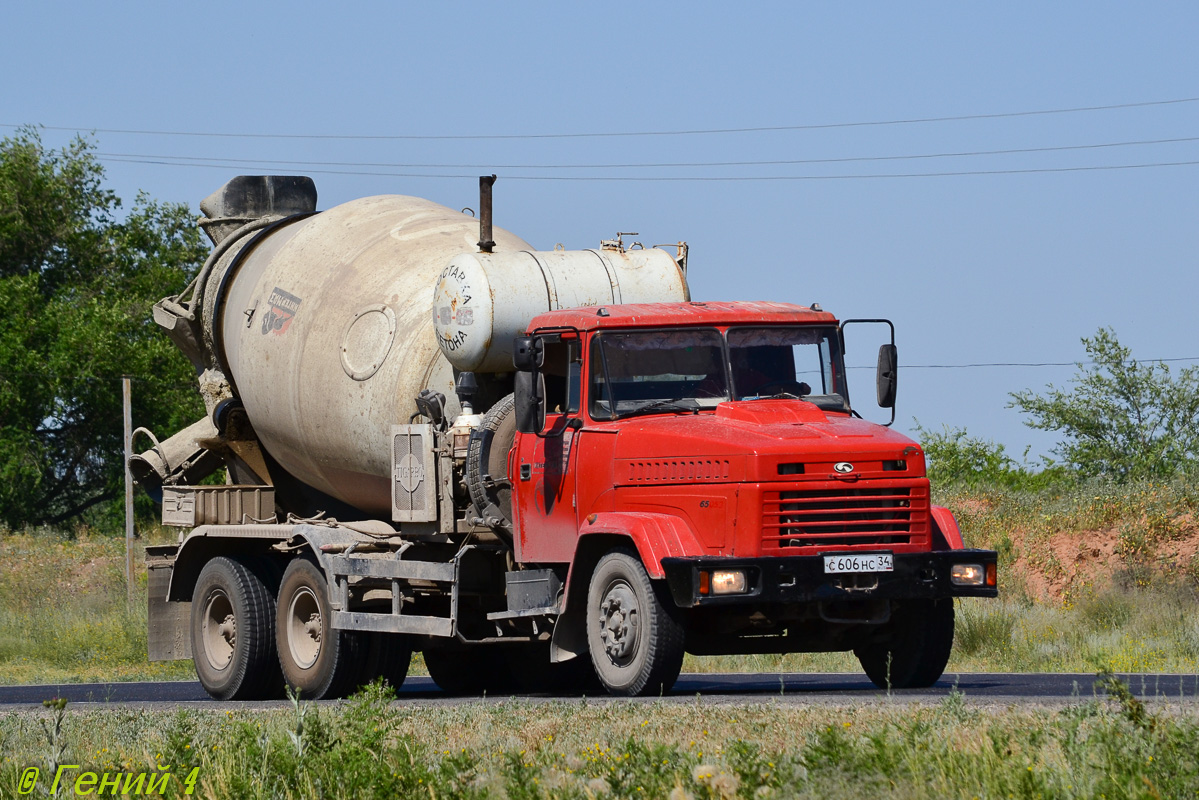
left=626, top=459, right=730, bottom=483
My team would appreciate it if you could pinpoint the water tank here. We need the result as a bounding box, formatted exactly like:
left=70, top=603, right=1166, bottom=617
left=432, top=248, right=690, bottom=373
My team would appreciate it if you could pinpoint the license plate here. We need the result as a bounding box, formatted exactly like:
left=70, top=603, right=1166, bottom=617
left=823, top=553, right=894, bottom=574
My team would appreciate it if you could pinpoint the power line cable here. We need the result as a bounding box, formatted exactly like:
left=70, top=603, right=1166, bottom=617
left=95, top=155, right=1199, bottom=181
left=5, top=357, right=1196, bottom=384
left=93, top=135, right=1199, bottom=171
left=863, top=357, right=1199, bottom=370
left=7, top=96, right=1198, bottom=141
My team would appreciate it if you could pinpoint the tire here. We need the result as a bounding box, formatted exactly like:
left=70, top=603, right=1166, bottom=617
left=466, top=393, right=517, bottom=538
left=423, top=646, right=513, bottom=695
left=586, top=549, right=685, bottom=697
left=356, top=633, right=412, bottom=692
left=855, top=599, right=955, bottom=689
left=424, top=643, right=599, bottom=696
left=276, top=557, right=361, bottom=700
left=191, top=557, right=281, bottom=701
left=534, top=650, right=603, bottom=695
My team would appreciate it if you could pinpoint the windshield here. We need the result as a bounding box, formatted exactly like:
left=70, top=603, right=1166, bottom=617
left=588, top=325, right=848, bottom=419
left=727, top=326, right=847, bottom=409
left=590, top=329, right=728, bottom=419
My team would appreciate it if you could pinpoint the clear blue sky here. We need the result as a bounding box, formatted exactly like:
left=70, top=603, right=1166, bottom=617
left=3, top=2, right=1196, bottom=463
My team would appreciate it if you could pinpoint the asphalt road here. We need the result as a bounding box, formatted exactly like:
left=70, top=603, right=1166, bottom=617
left=2, top=672, right=1197, bottom=709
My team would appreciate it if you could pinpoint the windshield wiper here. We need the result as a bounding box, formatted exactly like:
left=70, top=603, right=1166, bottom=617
left=626, top=397, right=701, bottom=416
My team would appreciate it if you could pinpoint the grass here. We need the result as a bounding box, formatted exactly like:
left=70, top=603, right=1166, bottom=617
left=0, top=528, right=195, bottom=686
left=2, top=477, right=1198, bottom=684
left=1, top=678, right=1198, bottom=798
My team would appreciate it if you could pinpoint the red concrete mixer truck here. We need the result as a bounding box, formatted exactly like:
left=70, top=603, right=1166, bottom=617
left=136, top=175, right=997, bottom=700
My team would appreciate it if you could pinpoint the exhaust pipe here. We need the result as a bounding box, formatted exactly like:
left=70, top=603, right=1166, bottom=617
left=477, top=174, right=496, bottom=253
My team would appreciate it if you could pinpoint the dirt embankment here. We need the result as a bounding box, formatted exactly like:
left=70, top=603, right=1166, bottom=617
left=1006, top=513, right=1199, bottom=603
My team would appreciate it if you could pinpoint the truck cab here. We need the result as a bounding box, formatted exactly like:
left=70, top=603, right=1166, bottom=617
left=507, top=301, right=996, bottom=694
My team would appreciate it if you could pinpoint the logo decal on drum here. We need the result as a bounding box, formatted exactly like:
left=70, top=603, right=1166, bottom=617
left=261, top=287, right=302, bottom=335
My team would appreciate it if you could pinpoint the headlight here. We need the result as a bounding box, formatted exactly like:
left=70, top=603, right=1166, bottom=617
left=950, top=563, right=985, bottom=586
left=710, top=570, right=747, bottom=595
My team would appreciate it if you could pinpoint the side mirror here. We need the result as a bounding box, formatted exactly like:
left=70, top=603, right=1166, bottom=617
left=513, top=336, right=544, bottom=372
left=514, top=370, right=546, bottom=434
left=876, top=344, right=897, bottom=408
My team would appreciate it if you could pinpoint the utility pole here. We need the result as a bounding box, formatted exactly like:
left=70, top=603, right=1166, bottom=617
left=123, top=377, right=134, bottom=605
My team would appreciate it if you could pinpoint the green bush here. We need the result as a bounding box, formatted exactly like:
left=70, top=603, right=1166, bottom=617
left=915, top=423, right=1072, bottom=491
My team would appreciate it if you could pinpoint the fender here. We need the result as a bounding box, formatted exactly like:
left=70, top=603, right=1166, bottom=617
left=165, top=523, right=380, bottom=602
left=930, top=505, right=964, bottom=550
left=577, top=511, right=707, bottom=579
left=548, top=511, right=702, bottom=664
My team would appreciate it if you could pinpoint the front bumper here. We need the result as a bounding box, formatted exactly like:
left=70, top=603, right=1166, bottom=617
left=661, top=549, right=998, bottom=608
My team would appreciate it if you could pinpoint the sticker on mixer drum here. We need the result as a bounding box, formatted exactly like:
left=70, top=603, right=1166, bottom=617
left=262, top=287, right=303, bottom=335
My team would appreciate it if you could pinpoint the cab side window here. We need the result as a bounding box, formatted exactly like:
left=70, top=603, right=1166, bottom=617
left=541, top=339, right=580, bottom=414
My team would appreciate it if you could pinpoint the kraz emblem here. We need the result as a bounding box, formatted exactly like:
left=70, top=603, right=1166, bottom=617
left=261, top=287, right=302, bottom=335
left=833, top=462, right=854, bottom=474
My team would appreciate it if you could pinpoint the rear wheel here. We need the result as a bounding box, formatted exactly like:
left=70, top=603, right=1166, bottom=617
left=531, top=650, right=603, bottom=695
left=191, top=557, right=281, bottom=700
left=356, top=633, right=412, bottom=692
left=276, top=557, right=361, bottom=699
left=855, top=598, right=955, bottom=689
left=424, top=646, right=513, bottom=695
left=586, top=550, right=685, bottom=697
left=424, top=643, right=599, bottom=696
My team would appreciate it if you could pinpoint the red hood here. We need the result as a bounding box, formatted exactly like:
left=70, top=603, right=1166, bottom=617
left=605, top=399, right=924, bottom=482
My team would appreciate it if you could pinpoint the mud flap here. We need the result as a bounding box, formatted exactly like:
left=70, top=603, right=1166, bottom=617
left=147, top=545, right=191, bottom=661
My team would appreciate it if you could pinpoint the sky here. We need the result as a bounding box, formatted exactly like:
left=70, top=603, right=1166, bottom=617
left=2, top=2, right=1196, bottom=464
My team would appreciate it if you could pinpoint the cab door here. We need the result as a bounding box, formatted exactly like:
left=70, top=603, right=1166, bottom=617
left=512, top=334, right=583, bottom=563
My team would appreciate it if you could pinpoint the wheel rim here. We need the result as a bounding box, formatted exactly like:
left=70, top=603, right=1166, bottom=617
left=597, top=579, right=640, bottom=666
left=201, top=589, right=236, bottom=671
left=287, top=586, right=323, bottom=669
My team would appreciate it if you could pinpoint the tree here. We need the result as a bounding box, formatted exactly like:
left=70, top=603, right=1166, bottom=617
left=914, top=422, right=1069, bottom=491
left=1009, top=328, right=1199, bottom=481
left=0, top=129, right=207, bottom=530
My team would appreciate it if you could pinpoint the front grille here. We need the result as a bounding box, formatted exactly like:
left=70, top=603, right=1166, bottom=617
left=762, top=484, right=928, bottom=549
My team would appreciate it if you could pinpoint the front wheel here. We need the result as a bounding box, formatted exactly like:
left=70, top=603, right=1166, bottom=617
left=276, top=558, right=362, bottom=700
left=855, top=598, right=955, bottom=689
left=586, top=550, right=685, bottom=697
